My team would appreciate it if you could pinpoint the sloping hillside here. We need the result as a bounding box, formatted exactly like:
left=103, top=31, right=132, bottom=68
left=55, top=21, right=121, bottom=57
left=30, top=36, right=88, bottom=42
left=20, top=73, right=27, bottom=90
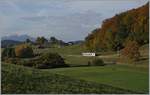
left=2, top=63, right=139, bottom=94
left=85, top=3, right=149, bottom=51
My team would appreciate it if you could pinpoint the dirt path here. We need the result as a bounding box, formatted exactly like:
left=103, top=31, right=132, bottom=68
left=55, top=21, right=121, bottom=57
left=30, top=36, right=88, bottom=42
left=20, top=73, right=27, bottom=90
left=98, top=54, right=119, bottom=58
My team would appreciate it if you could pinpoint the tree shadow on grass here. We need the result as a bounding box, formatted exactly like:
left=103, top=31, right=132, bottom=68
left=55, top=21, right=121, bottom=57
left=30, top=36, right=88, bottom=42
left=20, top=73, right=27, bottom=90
left=140, top=57, right=148, bottom=61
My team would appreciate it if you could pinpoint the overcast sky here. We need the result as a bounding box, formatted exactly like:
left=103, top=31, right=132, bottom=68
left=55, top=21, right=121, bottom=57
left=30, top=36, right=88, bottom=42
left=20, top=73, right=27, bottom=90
left=0, top=0, right=148, bottom=41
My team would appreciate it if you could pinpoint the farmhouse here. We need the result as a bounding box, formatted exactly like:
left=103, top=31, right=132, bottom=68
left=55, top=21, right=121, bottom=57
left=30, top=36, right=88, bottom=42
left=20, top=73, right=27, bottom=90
left=82, top=53, right=95, bottom=56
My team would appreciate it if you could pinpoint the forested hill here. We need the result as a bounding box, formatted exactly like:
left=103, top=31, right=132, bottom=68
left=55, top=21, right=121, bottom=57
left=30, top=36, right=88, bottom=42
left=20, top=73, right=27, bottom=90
left=85, top=3, right=149, bottom=51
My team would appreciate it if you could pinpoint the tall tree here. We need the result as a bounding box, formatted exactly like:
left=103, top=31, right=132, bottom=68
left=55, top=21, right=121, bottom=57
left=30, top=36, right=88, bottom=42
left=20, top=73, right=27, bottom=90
left=26, top=39, right=31, bottom=43
left=36, top=37, right=48, bottom=45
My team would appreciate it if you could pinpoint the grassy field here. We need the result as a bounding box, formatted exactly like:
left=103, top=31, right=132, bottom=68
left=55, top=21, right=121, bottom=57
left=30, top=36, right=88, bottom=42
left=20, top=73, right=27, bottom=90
left=43, top=65, right=149, bottom=93
left=2, top=63, right=139, bottom=94
left=34, top=44, right=149, bottom=67
left=37, top=44, right=149, bottom=93
left=34, top=44, right=86, bottom=55
left=33, top=45, right=119, bottom=66
left=2, top=44, right=149, bottom=93
left=34, top=45, right=94, bottom=66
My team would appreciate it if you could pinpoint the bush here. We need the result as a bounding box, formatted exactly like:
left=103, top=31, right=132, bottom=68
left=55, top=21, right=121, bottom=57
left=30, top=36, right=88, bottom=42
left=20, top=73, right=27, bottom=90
left=21, top=60, right=35, bottom=67
left=2, top=48, right=16, bottom=60
left=4, top=58, right=20, bottom=64
left=92, top=58, right=105, bottom=66
left=31, top=52, right=69, bottom=69
left=15, top=44, right=34, bottom=58
left=38, top=52, right=68, bottom=68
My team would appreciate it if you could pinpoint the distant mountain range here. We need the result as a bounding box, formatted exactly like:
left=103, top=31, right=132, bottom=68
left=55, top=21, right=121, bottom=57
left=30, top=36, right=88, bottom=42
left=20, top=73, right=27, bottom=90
left=1, top=35, right=84, bottom=48
left=67, top=40, right=84, bottom=45
left=2, top=35, right=36, bottom=42
left=1, top=35, right=84, bottom=44
left=1, top=40, right=23, bottom=48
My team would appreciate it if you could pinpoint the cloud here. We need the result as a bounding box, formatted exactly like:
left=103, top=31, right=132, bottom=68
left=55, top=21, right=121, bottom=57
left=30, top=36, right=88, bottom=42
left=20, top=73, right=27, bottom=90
left=0, top=0, right=148, bottom=41
left=16, top=11, right=102, bottom=41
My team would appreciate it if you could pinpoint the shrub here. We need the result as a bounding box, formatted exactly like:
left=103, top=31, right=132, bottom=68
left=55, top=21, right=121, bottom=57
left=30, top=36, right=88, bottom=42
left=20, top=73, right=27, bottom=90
left=15, top=44, right=34, bottom=58
left=2, top=48, right=16, bottom=60
left=33, top=52, right=69, bottom=69
left=4, top=58, right=20, bottom=64
left=21, top=60, right=35, bottom=67
left=121, top=40, right=140, bottom=61
left=92, top=58, right=105, bottom=66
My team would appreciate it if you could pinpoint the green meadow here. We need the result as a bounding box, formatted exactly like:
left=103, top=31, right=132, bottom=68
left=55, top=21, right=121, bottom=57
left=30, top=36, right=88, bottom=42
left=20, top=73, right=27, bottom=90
left=2, top=63, right=139, bottom=94
left=45, top=65, right=148, bottom=93
left=2, top=43, right=149, bottom=94
left=39, top=44, right=149, bottom=92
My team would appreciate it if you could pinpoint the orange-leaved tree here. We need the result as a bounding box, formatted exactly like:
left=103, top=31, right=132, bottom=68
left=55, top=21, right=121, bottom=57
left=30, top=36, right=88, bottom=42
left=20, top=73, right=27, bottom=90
left=15, top=44, right=34, bottom=58
left=121, top=40, right=140, bottom=61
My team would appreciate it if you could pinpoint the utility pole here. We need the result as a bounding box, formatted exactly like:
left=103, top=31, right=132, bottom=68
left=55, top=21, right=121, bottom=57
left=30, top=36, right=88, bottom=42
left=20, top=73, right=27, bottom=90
left=117, top=46, right=120, bottom=57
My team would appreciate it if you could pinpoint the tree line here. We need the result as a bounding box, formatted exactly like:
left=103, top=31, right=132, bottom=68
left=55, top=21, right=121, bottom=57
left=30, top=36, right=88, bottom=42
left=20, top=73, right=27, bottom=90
left=26, top=36, right=67, bottom=46
left=85, top=3, right=149, bottom=51
left=84, top=3, right=149, bottom=61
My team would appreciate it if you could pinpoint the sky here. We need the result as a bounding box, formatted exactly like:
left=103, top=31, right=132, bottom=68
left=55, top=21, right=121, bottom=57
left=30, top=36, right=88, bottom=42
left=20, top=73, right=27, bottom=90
left=0, top=0, right=148, bottom=41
